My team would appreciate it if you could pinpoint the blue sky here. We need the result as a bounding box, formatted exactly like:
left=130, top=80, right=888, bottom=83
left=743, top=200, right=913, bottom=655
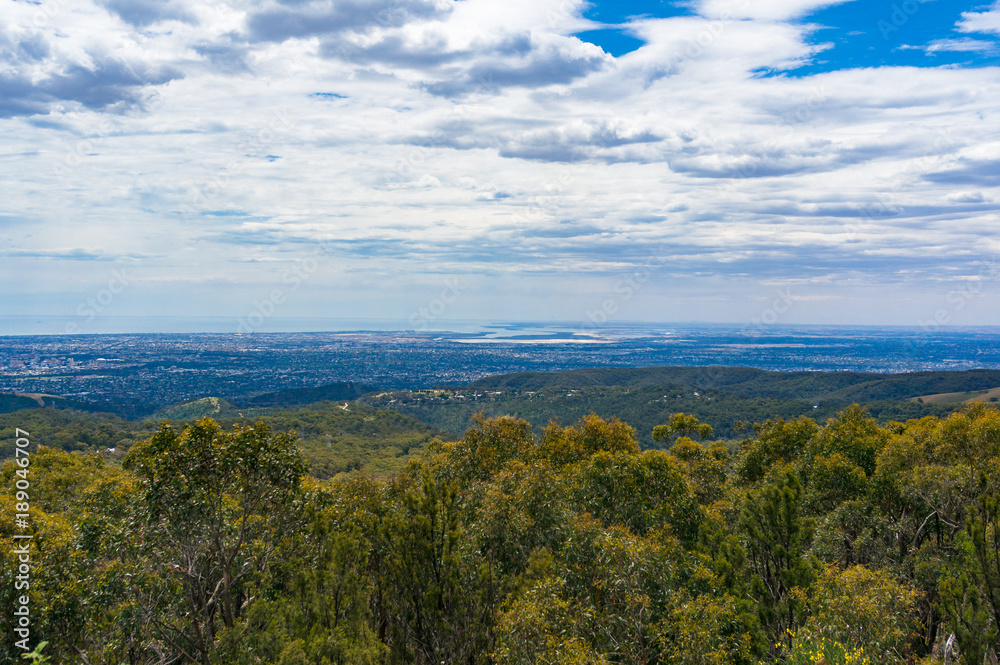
left=576, top=0, right=1000, bottom=68
left=2, top=0, right=1000, bottom=331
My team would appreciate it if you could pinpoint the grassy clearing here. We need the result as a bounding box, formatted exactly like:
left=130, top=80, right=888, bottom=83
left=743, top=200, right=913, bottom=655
left=909, top=388, right=998, bottom=404
left=967, top=386, right=1000, bottom=403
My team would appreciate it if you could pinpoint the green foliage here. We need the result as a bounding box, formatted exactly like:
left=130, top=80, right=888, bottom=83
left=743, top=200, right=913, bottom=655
left=213, top=512, right=385, bottom=665
left=243, top=381, right=373, bottom=407
left=660, top=590, right=758, bottom=665
left=466, top=366, right=1000, bottom=404
left=965, top=482, right=1000, bottom=644
left=803, top=452, right=869, bottom=514
left=794, top=564, right=921, bottom=663
left=0, top=400, right=443, bottom=480
left=538, top=412, right=640, bottom=465
left=0, top=408, right=156, bottom=458
left=653, top=412, right=715, bottom=444
left=0, top=446, right=144, bottom=663
left=10, top=400, right=1000, bottom=665
left=804, top=405, right=887, bottom=479
left=123, top=418, right=308, bottom=664
left=811, top=500, right=893, bottom=568
left=939, top=565, right=995, bottom=665
left=571, top=449, right=702, bottom=541
left=0, top=394, right=49, bottom=415
left=370, top=365, right=974, bottom=446
left=472, top=460, right=573, bottom=578
left=227, top=402, right=443, bottom=479
left=669, top=436, right=730, bottom=506
left=741, top=472, right=819, bottom=644
left=444, top=413, right=535, bottom=482
left=153, top=396, right=240, bottom=421
left=494, top=573, right=607, bottom=665
left=379, top=472, right=497, bottom=664
left=935, top=402, right=1000, bottom=467
left=367, top=383, right=957, bottom=451
left=0, top=392, right=106, bottom=416
left=737, top=417, right=819, bottom=485
left=937, top=474, right=1000, bottom=665
left=774, top=631, right=871, bottom=665
left=20, top=642, right=49, bottom=664
left=496, top=515, right=681, bottom=664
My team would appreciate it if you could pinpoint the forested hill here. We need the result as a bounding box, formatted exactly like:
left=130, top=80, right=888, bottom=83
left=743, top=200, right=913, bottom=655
left=363, top=366, right=1000, bottom=446
left=242, top=381, right=375, bottom=406
left=7, top=403, right=1000, bottom=663
left=466, top=366, right=1000, bottom=402
left=0, top=400, right=443, bottom=479
left=365, top=385, right=955, bottom=447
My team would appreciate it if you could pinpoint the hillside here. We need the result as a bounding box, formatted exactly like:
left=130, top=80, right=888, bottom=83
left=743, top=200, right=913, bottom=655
left=5, top=366, right=994, bottom=472
left=362, top=384, right=955, bottom=447
left=241, top=381, right=374, bottom=407
left=219, top=401, right=443, bottom=478
left=0, top=391, right=120, bottom=415
left=0, top=408, right=158, bottom=459
left=154, top=396, right=242, bottom=420
left=466, top=366, right=1000, bottom=401
left=362, top=366, right=992, bottom=446
left=1, top=399, right=444, bottom=479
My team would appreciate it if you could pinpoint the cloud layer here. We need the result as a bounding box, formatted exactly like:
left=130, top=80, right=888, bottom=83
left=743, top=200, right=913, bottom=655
left=2, top=0, right=999, bottom=327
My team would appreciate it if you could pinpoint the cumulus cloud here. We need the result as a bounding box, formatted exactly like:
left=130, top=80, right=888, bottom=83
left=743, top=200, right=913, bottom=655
left=946, top=191, right=992, bottom=203
left=957, top=1, right=1000, bottom=36
left=95, top=0, right=197, bottom=27
left=244, top=0, right=451, bottom=42
left=0, top=10, right=183, bottom=118
left=422, top=37, right=610, bottom=97
left=2, top=0, right=1000, bottom=324
left=0, top=44, right=181, bottom=117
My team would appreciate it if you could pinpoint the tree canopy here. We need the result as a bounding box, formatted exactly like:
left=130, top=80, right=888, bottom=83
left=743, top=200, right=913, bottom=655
left=3, top=405, right=1000, bottom=664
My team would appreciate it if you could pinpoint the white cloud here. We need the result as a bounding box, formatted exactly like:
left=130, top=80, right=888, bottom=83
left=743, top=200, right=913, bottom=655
left=2, top=0, right=999, bottom=324
left=695, top=0, right=856, bottom=22
left=926, top=37, right=998, bottom=53
left=946, top=191, right=992, bottom=203
left=957, top=1, right=1000, bottom=36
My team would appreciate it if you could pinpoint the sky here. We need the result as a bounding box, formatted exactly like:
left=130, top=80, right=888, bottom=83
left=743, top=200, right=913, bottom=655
left=2, top=0, right=1000, bottom=332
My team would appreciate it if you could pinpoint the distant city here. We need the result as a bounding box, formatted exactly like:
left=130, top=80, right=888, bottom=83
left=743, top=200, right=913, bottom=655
left=3, top=322, right=1000, bottom=414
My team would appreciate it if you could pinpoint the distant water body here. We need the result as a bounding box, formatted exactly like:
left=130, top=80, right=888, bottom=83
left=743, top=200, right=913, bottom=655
left=3, top=316, right=1000, bottom=376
